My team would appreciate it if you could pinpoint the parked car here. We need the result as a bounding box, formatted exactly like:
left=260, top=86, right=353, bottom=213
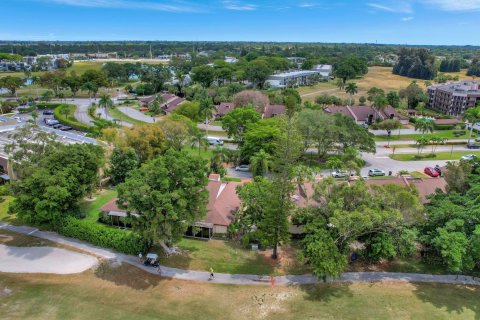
left=331, top=170, right=348, bottom=178
left=475, top=137, right=480, bottom=142
left=467, top=143, right=480, bottom=149
left=42, top=110, right=54, bottom=115
left=235, top=164, right=250, bottom=172
left=424, top=167, right=440, bottom=177
left=461, top=154, right=476, bottom=161
left=361, top=123, right=369, bottom=129
left=207, top=137, right=224, bottom=146
left=368, top=168, right=385, bottom=177
left=45, top=119, right=59, bottom=126
left=434, top=165, right=442, bottom=175
left=59, top=125, right=73, bottom=131
left=52, top=123, right=63, bottom=129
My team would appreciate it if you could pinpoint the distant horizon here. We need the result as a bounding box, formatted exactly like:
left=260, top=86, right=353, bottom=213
left=3, top=0, right=480, bottom=46
left=1, top=40, right=480, bottom=48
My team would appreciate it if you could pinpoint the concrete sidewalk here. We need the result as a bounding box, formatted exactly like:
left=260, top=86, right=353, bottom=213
left=1, top=222, right=479, bottom=286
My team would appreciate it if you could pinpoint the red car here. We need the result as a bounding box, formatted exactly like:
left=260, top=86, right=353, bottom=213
left=424, top=167, right=440, bottom=177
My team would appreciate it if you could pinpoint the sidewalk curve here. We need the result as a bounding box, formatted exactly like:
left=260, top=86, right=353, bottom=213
left=1, top=222, right=479, bottom=286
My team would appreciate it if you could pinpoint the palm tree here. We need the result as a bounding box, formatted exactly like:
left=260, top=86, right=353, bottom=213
left=199, top=97, right=215, bottom=136
left=335, top=78, right=345, bottom=90
left=414, top=118, right=434, bottom=138
left=345, top=82, right=358, bottom=105
left=372, top=95, right=388, bottom=120
left=463, top=106, right=480, bottom=145
left=31, top=111, right=39, bottom=122
left=190, top=129, right=208, bottom=157
left=249, top=149, right=272, bottom=177
left=98, top=94, right=114, bottom=119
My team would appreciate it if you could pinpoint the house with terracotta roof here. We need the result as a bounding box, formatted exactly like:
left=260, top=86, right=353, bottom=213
left=263, top=105, right=286, bottom=118
left=138, top=94, right=185, bottom=114
left=324, top=105, right=409, bottom=125
left=214, top=102, right=235, bottom=119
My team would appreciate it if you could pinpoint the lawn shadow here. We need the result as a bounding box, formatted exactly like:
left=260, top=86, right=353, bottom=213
left=412, top=282, right=480, bottom=320
left=299, top=282, right=354, bottom=302
left=94, top=261, right=164, bottom=291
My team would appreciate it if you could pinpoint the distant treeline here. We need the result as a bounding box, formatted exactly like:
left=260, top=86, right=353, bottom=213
left=1, top=41, right=479, bottom=62
left=393, top=48, right=437, bottom=80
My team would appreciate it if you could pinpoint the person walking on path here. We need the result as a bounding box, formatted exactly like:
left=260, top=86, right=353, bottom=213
left=138, top=252, right=143, bottom=263
left=209, top=267, right=215, bottom=280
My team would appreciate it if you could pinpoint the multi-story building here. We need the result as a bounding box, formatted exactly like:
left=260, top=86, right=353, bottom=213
left=266, top=70, right=322, bottom=88
left=427, top=80, right=480, bottom=117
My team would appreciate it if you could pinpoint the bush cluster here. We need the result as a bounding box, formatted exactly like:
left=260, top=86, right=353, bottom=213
left=55, top=216, right=148, bottom=254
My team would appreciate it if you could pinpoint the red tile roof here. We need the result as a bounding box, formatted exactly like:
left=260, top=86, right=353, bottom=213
left=205, top=181, right=242, bottom=226
left=433, top=118, right=462, bottom=125
left=263, top=104, right=286, bottom=118
left=216, top=102, right=235, bottom=117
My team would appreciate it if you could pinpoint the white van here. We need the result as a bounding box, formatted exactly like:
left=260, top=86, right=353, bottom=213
left=207, top=137, right=224, bottom=146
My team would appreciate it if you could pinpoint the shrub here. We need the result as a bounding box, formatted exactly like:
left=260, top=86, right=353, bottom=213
left=55, top=216, right=149, bottom=254
left=35, top=102, right=64, bottom=110
left=53, top=104, right=92, bottom=132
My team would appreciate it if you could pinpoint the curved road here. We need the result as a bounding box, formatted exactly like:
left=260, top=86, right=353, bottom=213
left=70, top=98, right=96, bottom=126
left=1, top=222, right=479, bottom=286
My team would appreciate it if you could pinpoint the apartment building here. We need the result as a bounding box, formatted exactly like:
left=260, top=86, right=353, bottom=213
left=427, top=80, right=480, bottom=116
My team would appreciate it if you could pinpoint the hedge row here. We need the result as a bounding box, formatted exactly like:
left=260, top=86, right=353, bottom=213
left=53, top=104, right=93, bottom=132
left=35, top=102, right=64, bottom=110
left=55, top=216, right=148, bottom=255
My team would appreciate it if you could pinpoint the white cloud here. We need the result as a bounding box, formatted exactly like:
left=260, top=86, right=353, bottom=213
left=402, top=16, right=414, bottom=21
left=422, top=0, right=480, bottom=11
left=39, top=0, right=202, bottom=13
left=299, top=3, right=315, bottom=8
left=223, top=1, right=257, bottom=11
left=367, top=1, right=413, bottom=13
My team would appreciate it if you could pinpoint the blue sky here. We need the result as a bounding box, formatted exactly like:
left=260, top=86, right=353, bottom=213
left=1, top=0, right=480, bottom=45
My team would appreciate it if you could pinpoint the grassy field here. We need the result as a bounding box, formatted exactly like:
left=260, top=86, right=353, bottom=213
left=156, top=238, right=310, bottom=275
left=1, top=264, right=479, bottom=320
left=390, top=151, right=480, bottom=161
left=109, top=107, right=147, bottom=125
left=375, top=130, right=474, bottom=141
left=300, top=66, right=472, bottom=103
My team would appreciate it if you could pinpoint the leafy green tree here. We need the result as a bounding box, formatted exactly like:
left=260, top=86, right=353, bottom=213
left=334, top=55, right=368, bottom=83
left=221, top=105, right=261, bottom=143
left=463, top=106, right=480, bottom=145
left=9, top=143, right=104, bottom=224
left=209, top=146, right=227, bottom=177
left=192, top=65, right=216, bottom=87
left=303, top=226, right=348, bottom=281
left=399, top=81, right=429, bottom=108
left=0, top=76, right=23, bottom=96
left=117, top=149, right=209, bottom=246
left=364, top=233, right=397, bottom=262
left=173, top=101, right=201, bottom=122
left=241, top=118, right=281, bottom=161
left=81, top=81, right=98, bottom=104
left=245, top=59, right=272, bottom=89
left=189, top=128, right=208, bottom=157
left=139, top=64, right=170, bottom=92
left=386, top=91, right=400, bottom=108
left=393, top=48, right=436, bottom=80
left=158, top=115, right=193, bottom=151
left=108, top=147, right=139, bottom=185
left=433, top=219, right=470, bottom=274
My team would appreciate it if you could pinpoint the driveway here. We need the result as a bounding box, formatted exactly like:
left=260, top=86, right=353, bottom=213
left=117, top=107, right=155, bottom=123
left=0, top=244, right=97, bottom=274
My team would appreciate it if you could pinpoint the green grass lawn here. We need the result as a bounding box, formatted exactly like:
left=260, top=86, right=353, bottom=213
left=0, top=196, right=17, bottom=224
left=156, top=238, right=310, bottom=275
left=375, top=130, right=473, bottom=142
left=390, top=151, right=480, bottom=161
left=79, top=189, right=117, bottom=222
left=1, top=264, right=479, bottom=320
left=184, top=146, right=213, bottom=161
left=109, top=107, right=147, bottom=126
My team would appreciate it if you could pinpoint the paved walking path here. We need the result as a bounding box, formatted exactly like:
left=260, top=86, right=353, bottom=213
left=1, top=222, right=479, bottom=286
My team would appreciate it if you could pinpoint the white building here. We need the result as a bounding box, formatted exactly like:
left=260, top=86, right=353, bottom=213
left=266, top=70, right=322, bottom=88
left=312, top=64, right=333, bottom=79
left=224, top=56, right=238, bottom=64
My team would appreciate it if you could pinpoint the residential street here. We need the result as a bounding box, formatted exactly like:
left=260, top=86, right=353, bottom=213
left=117, top=106, right=155, bottom=123
left=70, top=98, right=95, bottom=126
